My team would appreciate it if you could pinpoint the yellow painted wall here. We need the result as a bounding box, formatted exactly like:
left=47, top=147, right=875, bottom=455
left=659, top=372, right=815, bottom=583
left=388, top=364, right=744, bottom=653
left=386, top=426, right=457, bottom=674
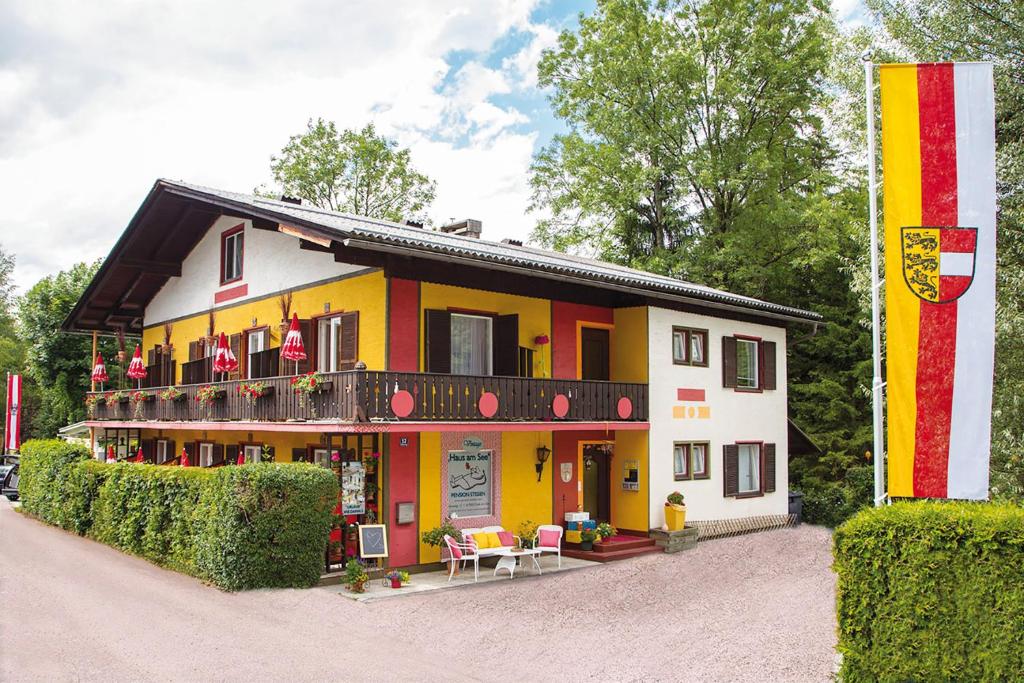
left=137, top=428, right=327, bottom=460
left=611, top=306, right=648, bottom=383
left=418, top=283, right=552, bottom=377
left=612, top=430, right=650, bottom=533
left=417, top=431, right=442, bottom=563
left=141, top=269, right=387, bottom=382
left=500, top=431, right=553, bottom=534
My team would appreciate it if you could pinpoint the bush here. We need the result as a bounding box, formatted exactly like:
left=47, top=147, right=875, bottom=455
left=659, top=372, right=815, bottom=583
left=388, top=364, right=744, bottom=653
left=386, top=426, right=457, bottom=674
left=801, top=465, right=873, bottom=527
left=833, top=502, right=1024, bottom=682
left=18, top=439, right=338, bottom=590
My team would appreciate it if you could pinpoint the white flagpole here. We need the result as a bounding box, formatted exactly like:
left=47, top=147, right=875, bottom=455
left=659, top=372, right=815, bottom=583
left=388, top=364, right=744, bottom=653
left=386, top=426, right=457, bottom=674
left=863, top=52, right=886, bottom=507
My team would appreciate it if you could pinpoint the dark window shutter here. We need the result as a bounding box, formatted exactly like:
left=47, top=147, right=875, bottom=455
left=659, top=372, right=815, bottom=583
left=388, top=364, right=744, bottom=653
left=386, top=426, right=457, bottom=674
left=226, top=444, right=239, bottom=465
left=228, top=334, right=242, bottom=380
left=722, top=336, right=738, bottom=388
left=338, top=312, right=359, bottom=370
left=260, top=327, right=271, bottom=349
left=211, top=444, right=225, bottom=466
left=167, top=440, right=176, bottom=464
left=293, top=319, right=313, bottom=375
left=292, top=447, right=309, bottom=463
left=723, top=444, right=739, bottom=497
left=141, top=439, right=155, bottom=463
left=183, top=442, right=195, bottom=464
left=762, top=341, right=777, bottom=390
left=147, top=348, right=156, bottom=366
left=424, top=309, right=451, bottom=374
left=492, top=314, right=519, bottom=377
left=518, top=347, right=534, bottom=378
left=764, top=443, right=776, bottom=493
left=188, top=340, right=200, bottom=362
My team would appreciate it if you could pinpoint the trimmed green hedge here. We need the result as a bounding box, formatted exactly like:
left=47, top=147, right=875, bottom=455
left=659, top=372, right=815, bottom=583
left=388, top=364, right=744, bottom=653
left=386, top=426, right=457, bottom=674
left=18, top=439, right=338, bottom=590
left=834, top=502, right=1024, bottom=681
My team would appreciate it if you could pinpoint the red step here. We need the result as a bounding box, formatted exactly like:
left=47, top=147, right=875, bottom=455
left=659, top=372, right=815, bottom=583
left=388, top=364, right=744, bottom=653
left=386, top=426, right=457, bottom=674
left=594, top=537, right=655, bottom=553
left=563, top=545, right=661, bottom=563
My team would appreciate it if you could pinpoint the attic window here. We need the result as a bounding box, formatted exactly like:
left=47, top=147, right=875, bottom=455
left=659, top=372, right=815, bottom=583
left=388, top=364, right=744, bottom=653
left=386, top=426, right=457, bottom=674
left=221, top=224, right=244, bottom=285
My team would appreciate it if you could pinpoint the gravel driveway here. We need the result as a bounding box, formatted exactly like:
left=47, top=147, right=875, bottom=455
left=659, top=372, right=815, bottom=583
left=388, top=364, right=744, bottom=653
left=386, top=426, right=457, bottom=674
left=0, top=499, right=837, bottom=681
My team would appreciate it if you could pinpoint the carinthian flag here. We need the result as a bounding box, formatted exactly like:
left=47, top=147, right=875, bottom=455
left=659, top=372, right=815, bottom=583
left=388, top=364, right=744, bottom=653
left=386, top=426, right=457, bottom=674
left=5, top=374, right=22, bottom=453
left=881, top=63, right=996, bottom=500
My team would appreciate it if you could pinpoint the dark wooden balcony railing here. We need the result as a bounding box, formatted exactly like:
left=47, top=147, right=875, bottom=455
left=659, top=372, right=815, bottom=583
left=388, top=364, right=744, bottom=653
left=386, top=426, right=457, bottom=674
left=85, top=371, right=647, bottom=424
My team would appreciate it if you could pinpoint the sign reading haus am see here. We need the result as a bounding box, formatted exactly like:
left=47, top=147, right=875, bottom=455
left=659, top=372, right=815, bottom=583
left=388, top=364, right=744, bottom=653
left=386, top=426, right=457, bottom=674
left=447, top=437, right=492, bottom=518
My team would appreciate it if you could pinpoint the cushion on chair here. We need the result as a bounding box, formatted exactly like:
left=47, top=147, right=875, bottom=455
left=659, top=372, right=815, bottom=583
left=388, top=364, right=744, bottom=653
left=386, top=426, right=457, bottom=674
left=485, top=531, right=502, bottom=548
left=497, top=530, right=514, bottom=546
left=538, top=529, right=561, bottom=548
left=464, top=533, right=478, bottom=547
left=447, top=538, right=463, bottom=559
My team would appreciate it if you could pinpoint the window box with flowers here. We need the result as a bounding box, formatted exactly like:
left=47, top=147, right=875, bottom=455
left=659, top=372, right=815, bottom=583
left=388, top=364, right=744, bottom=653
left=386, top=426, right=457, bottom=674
left=129, top=390, right=154, bottom=420
left=237, top=381, right=274, bottom=407
left=290, top=371, right=332, bottom=417
left=84, top=394, right=105, bottom=417
left=195, top=385, right=227, bottom=418
left=106, top=390, right=130, bottom=416
left=159, top=386, right=186, bottom=402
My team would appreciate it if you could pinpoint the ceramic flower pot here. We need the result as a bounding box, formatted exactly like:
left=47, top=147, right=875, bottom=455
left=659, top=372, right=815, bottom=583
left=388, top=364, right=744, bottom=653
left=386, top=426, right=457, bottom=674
left=391, top=577, right=402, bottom=588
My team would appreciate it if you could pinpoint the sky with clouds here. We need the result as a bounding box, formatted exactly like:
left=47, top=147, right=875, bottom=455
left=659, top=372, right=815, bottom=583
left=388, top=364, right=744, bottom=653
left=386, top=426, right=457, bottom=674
left=0, top=0, right=867, bottom=293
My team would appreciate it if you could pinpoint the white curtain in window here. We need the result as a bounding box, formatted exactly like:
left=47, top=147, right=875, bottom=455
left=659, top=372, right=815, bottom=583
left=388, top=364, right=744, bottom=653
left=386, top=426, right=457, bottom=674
left=672, top=331, right=686, bottom=361
left=673, top=444, right=687, bottom=476
left=451, top=314, right=491, bottom=375
left=738, top=444, right=760, bottom=492
left=692, top=444, right=706, bottom=474
left=690, top=333, right=704, bottom=364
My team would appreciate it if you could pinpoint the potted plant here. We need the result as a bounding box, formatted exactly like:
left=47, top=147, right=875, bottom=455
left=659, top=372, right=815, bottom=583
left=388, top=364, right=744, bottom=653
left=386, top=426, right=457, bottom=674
left=195, top=384, right=226, bottom=418
left=596, top=522, right=617, bottom=544
left=517, top=520, right=539, bottom=549
left=421, top=517, right=462, bottom=568
left=579, top=529, right=597, bottom=551
left=665, top=491, right=687, bottom=531
left=159, top=386, right=186, bottom=402
left=345, top=559, right=369, bottom=593
left=84, top=394, right=104, bottom=417
left=237, top=381, right=273, bottom=407
left=290, top=371, right=330, bottom=417
left=384, top=569, right=404, bottom=589
left=129, top=390, right=153, bottom=420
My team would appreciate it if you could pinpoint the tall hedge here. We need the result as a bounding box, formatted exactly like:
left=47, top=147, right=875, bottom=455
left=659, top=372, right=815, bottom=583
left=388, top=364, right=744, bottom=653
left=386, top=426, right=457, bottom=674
left=834, top=502, right=1024, bottom=681
left=18, top=439, right=338, bottom=590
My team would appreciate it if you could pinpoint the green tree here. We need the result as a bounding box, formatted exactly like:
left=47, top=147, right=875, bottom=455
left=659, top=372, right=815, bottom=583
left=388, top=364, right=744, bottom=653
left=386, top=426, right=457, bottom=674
left=269, top=119, right=436, bottom=223
left=866, top=0, right=1024, bottom=499
left=17, top=261, right=118, bottom=438
left=530, top=0, right=845, bottom=299
left=0, top=246, right=27, bottom=447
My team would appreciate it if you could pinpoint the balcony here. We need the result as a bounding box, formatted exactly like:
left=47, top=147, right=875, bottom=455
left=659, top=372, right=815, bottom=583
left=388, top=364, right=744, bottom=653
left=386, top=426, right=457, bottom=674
left=85, top=371, right=648, bottom=425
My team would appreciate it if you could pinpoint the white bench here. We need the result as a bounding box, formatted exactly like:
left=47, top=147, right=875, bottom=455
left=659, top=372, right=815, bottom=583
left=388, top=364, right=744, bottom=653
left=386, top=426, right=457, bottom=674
left=443, top=525, right=520, bottom=582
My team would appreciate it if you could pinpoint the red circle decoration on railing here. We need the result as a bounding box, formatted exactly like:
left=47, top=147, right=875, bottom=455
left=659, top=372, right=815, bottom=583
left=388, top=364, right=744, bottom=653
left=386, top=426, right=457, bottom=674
left=552, top=393, right=570, bottom=418
left=478, top=391, right=498, bottom=418
left=617, top=397, right=633, bottom=420
left=391, top=390, right=414, bottom=418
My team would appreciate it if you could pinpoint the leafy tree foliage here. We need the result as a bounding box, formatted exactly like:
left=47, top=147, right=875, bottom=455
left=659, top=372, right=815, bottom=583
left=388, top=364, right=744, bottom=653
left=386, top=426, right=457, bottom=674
left=17, top=261, right=117, bottom=438
left=866, top=0, right=1024, bottom=500
left=269, top=119, right=436, bottom=223
left=0, top=245, right=28, bottom=446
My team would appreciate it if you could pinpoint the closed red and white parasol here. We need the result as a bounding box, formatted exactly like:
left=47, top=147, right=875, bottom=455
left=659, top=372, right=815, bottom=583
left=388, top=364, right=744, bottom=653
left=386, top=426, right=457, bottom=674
left=212, top=332, right=238, bottom=376
left=126, top=345, right=147, bottom=387
left=180, top=447, right=190, bottom=467
left=281, top=313, right=307, bottom=374
left=91, top=353, right=109, bottom=387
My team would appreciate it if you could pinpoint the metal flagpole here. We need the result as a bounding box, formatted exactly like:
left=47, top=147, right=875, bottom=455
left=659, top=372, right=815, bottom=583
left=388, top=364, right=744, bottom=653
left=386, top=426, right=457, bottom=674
left=863, top=51, right=886, bottom=507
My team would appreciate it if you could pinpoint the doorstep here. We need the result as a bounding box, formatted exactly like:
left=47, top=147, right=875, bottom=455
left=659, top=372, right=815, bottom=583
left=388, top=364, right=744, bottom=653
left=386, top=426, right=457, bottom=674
left=318, top=556, right=599, bottom=603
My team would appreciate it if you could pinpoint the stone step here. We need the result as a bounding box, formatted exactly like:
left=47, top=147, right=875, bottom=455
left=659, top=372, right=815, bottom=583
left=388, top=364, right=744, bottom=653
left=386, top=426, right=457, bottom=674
left=594, top=537, right=656, bottom=553
left=563, top=545, right=662, bottom=563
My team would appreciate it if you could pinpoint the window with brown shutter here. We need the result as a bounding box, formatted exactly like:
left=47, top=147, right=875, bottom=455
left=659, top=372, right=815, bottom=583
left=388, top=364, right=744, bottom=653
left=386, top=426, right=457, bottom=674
left=493, top=314, right=519, bottom=376
left=140, top=439, right=155, bottom=463
left=292, top=447, right=311, bottom=463
left=226, top=444, right=239, bottom=465
left=296, top=319, right=313, bottom=375
left=424, top=309, right=452, bottom=374
left=211, top=444, right=225, bottom=466
left=228, top=333, right=242, bottom=380
left=723, top=336, right=778, bottom=391
left=764, top=443, right=776, bottom=492
left=723, top=444, right=739, bottom=496
left=762, top=341, right=777, bottom=390
left=722, top=336, right=738, bottom=388
left=338, top=311, right=359, bottom=370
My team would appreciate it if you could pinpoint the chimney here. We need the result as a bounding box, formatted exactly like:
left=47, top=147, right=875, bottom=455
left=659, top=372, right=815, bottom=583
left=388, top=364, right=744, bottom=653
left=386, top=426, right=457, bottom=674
left=501, top=238, right=523, bottom=247
left=439, top=219, right=482, bottom=239
left=403, top=219, right=424, bottom=229
left=279, top=195, right=302, bottom=205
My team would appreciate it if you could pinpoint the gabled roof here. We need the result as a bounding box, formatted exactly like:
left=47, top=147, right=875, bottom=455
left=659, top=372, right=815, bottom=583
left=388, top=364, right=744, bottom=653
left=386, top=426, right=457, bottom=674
left=64, top=179, right=821, bottom=333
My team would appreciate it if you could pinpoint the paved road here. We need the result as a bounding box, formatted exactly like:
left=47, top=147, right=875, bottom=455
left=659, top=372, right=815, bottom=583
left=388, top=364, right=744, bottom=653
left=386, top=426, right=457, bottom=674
left=1, top=499, right=838, bottom=681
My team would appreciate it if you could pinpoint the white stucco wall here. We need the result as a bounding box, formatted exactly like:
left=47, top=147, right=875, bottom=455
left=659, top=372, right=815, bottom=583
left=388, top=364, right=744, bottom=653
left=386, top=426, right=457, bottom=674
left=647, top=306, right=789, bottom=525
left=144, top=215, right=364, bottom=325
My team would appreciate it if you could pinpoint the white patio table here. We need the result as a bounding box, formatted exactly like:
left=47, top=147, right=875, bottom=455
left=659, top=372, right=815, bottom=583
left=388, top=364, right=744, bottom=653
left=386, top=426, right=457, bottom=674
left=493, top=548, right=542, bottom=579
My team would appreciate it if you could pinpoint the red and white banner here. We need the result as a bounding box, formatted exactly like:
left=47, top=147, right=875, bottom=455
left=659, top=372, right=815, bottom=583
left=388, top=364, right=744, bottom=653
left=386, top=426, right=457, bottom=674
left=5, top=374, right=22, bottom=453
left=881, top=62, right=997, bottom=500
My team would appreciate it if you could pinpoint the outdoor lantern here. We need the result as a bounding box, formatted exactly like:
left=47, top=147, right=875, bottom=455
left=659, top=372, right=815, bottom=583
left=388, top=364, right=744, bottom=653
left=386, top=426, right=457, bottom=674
left=535, top=445, right=551, bottom=482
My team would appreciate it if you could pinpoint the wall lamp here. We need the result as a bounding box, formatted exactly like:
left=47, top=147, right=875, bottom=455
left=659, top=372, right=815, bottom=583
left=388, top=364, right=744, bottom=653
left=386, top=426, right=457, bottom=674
left=535, top=445, right=551, bottom=482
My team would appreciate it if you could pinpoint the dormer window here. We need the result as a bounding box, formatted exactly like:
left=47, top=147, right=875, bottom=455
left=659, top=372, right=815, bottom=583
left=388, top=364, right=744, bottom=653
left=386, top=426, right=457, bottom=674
left=220, top=224, right=244, bottom=284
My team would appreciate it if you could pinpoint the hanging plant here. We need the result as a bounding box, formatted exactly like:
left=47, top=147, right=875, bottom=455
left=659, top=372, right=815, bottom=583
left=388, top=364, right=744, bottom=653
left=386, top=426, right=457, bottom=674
left=159, top=386, right=186, bottom=402
left=84, top=394, right=104, bottom=417
left=290, top=371, right=328, bottom=417
left=129, top=391, right=153, bottom=420
left=195, top=385, right=226, bottom=418
left=237, top=381, right=273, bottom=407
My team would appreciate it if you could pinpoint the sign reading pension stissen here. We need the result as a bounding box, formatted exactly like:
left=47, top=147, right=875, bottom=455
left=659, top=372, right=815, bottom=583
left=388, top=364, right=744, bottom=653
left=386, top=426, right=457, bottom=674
left=447, top=437, right=492, bottom=518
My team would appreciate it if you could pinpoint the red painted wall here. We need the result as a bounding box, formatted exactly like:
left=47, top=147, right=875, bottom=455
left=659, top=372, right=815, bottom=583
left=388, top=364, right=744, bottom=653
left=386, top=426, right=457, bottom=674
left=388, top=278, right=419, bottom=371
left=552, top=429, right=615, bottom=524
left=551, top=301, right=614, bottom=379
left=387, top=432, right=419, bottom=567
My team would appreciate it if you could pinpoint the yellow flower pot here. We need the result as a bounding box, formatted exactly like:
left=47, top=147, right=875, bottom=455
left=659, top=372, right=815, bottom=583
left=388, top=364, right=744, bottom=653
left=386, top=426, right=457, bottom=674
left=665, top=503, right=687, bottom=531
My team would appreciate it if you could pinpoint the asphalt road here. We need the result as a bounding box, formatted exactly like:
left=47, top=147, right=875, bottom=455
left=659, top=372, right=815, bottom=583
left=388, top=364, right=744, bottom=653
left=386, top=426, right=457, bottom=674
left=1, top=498, right=838, bottom=681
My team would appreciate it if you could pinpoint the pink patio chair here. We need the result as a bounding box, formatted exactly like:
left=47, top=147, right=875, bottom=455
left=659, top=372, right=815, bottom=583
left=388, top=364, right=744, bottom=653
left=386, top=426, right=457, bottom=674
left=533, top=525, right=563, bottom=568
left=443, top=534, right=479, bottom=582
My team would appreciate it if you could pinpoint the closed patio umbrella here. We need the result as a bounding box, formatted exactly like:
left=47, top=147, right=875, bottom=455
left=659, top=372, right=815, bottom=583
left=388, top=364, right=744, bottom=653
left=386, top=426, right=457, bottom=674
left=237, top=450, right=245, bottom=465
left=91, top=353, right=109, bottom=391
left=106, top=445, right=116, bottom=463
left=126, top=345, right=147, bottom=388
left=180, top=446, right=190, bottom=467
left=135, top=447, right=145, bottom=463
left=281, top=313, right=307, bottom=375
left=212, top=332, right=238, bottom=380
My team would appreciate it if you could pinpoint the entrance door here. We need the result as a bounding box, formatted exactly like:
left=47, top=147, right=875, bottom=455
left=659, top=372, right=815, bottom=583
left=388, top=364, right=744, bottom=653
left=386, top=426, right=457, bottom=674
left=581, top=444, right=612, bottom=523
left=580, top=327, right=610, bottom=380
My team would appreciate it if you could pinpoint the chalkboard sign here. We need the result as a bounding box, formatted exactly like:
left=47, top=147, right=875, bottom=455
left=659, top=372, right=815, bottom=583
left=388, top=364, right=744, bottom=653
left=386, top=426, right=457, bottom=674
left=358, top=524, right=389, bottom=559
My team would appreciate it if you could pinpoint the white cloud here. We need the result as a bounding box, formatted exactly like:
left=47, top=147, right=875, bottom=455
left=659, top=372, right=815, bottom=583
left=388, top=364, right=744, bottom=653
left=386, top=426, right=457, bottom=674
left=0, top=0, right=558, bottom=292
